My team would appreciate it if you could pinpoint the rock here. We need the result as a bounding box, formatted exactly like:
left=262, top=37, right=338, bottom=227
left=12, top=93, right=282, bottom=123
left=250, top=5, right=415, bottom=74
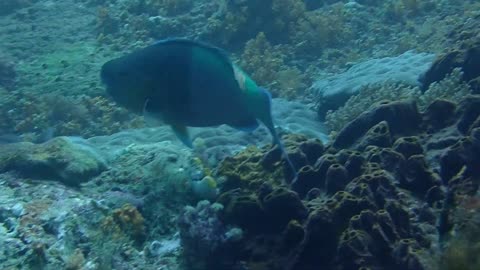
left=0, top=137, right=106, bottom=185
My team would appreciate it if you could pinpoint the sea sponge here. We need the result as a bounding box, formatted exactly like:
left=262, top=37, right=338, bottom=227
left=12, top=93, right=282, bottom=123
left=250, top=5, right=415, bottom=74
left=325, top=164, right=349, bottom=194
left=261, top=187, right=308, bottom=232
left=332, top=100, right=421, bottom=149
left=325, top=83, right=421, bottom=132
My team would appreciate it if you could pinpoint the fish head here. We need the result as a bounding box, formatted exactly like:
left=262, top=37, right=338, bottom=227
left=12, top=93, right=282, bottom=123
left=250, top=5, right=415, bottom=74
left=101, top=57, right=151, bottom=114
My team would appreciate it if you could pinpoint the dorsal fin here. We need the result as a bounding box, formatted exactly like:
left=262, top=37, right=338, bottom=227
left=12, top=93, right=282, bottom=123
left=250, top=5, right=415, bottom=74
left=153, top=38, right=233, bottom=65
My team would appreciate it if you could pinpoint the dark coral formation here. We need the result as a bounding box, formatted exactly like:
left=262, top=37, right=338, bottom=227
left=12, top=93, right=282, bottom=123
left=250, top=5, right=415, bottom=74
left=178, top=95, right=480, bottom=269
left=422, top=42, right=480, bottom=93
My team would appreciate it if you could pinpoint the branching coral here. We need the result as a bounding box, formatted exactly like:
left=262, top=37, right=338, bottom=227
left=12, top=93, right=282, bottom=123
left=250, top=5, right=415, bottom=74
left=270, top=0, right=306, bottom=38
left=419, top=68, right=472, bottom=110
left=274, top=67, right=307, bottom=99
left=239, top=33, right=284, bottom=90
left=217, top=0, right=307, bottom=45
left=239, top=32, right=306, bottom=98
left=291, top=4, right=352, bottom=56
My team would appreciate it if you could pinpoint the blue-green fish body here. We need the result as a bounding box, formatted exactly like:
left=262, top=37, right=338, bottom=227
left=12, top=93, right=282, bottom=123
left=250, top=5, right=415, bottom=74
left=101, top=39, right=297, bottom=180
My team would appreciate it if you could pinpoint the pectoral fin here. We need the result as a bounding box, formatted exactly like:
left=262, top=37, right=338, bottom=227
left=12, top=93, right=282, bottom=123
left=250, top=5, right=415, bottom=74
left=143, top=99, right=164, bottom=127
left=171, top=123, right=193, bottom=148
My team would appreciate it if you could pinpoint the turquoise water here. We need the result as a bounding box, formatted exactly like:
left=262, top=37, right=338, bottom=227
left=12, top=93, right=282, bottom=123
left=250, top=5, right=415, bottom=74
left=0, top=1, right=479, bottom=269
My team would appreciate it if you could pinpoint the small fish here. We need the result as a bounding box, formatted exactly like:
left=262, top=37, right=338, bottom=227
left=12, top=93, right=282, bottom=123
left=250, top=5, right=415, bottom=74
left=101, top=38, right=297, bottom=181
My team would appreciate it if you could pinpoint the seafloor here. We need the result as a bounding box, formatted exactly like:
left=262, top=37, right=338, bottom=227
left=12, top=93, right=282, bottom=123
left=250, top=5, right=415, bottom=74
left=1, top=0, right=480, bottom=270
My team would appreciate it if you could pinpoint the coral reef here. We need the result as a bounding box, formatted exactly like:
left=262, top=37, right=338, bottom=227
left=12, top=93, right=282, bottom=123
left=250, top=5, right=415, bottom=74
left=186, top=94, right=480, bottom=269
left=177, top=200, right=243, bottom=270
left=1, top=0, right=480, bottom=269
left=238, top=32, right=307, bottom=99
left=325, top=68, right=472, bottom=133
left=0, top=93, right=142, bottom=139
left=325, top=82, right=421, bottom=132
left=421, top=42, right=480, bottom=93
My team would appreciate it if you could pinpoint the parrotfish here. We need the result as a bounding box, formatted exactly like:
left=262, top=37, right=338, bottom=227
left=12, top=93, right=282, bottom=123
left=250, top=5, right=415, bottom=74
left=101, top=38, right=297, bottom=181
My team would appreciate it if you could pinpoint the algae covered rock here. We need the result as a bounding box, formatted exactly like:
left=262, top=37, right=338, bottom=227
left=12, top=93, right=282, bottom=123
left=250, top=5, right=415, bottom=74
left=0, top=137, right=106, bottom=185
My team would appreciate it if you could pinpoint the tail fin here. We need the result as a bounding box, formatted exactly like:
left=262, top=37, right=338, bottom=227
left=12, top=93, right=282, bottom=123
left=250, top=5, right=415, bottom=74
left=257, top=87, right=298, bottom=183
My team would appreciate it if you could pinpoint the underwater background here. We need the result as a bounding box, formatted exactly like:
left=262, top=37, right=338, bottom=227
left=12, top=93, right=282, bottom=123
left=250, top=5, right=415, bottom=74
left=1, top=0, right=480, bottom=269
